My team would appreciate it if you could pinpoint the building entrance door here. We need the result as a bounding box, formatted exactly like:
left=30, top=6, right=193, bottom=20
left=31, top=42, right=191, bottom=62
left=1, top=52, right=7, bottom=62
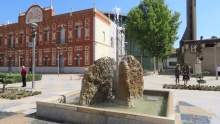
left=8, top=57, right=12, bottom=72
left=59, top=55, right=65, bottom=73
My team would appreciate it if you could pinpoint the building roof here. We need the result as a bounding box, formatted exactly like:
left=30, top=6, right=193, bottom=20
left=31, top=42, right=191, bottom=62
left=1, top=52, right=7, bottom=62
left=182, top=38, right=220, bottom=44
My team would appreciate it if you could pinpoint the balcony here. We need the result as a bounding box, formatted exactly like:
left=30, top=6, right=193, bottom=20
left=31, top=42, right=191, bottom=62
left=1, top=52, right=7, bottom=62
left=7, top=44, right=15, bottom=49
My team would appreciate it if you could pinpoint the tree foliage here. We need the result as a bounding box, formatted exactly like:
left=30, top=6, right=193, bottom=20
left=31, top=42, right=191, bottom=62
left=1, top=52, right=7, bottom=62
left=126, top=0, right=181, bottom=58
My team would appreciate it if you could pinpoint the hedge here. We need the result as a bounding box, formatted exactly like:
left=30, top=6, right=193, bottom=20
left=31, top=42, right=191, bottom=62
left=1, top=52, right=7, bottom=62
left=0, top=72, right=42, bottom=92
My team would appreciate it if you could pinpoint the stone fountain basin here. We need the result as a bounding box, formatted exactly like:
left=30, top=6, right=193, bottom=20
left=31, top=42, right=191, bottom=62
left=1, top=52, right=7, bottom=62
left=36, top=89, right=174, bottom=124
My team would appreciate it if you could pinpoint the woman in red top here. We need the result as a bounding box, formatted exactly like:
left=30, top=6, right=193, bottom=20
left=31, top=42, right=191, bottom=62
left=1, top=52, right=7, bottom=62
left=21, top=66, right=28, bottom=87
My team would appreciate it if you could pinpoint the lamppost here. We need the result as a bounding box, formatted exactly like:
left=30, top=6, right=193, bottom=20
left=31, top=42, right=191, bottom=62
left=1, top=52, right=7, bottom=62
left=57, top=47, right=60, bottom=76
left=30, top=22, right=38, bottom=89
left=18, top=50, right=21, bottom=73
left=214, top=42, right=218, bottom=80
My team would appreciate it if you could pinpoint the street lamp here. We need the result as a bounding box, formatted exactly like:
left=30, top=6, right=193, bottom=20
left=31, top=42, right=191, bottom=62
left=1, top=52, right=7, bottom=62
left=18, top=50, right=21, bottom=73
left=30, top=22, right=38, bottom=89
left=57, top=47, right=60, bottom=76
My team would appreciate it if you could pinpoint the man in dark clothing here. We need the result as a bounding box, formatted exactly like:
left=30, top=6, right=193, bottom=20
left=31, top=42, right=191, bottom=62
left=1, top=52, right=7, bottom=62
left=21, top=66, right=28, bottom=87
left=29, top=67, right=32, bottom=74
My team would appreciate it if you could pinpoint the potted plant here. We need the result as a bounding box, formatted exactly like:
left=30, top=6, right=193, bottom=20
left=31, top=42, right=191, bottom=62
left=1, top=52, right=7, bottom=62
left=191, top=71, right=210, bottom=87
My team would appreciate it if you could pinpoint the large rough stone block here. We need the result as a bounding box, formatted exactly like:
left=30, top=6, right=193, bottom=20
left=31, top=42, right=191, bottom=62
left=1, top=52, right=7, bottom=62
left=79, top=57, right=115, bottom=105
left=115, top=55, right=144, bottom=107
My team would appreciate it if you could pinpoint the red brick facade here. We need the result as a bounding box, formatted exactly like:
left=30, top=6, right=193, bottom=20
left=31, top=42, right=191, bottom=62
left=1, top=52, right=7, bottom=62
left=0, top=5, right=110, bottom=70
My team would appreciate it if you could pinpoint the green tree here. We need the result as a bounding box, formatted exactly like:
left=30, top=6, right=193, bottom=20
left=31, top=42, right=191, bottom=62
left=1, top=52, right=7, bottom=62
left=126, top=0, right=181, bottom=72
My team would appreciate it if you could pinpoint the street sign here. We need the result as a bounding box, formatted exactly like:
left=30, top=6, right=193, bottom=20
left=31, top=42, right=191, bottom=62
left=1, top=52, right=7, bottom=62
left=28, top=42, right=33, bottom=48
left=28, top=42, right=36, bottom=48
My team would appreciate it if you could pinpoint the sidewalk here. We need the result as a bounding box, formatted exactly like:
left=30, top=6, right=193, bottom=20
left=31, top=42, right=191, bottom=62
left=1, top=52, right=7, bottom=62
left=0, top=73, right=220, bottom=124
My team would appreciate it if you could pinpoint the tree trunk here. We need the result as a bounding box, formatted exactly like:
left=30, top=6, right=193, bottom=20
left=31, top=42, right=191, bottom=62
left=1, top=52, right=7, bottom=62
left=161, top=58, right=164, bottom=71
left=153, top=57, right=156, bottom=74
left=2, top=84, right=6, bottom=93
left=157, top=58, right=160, bottom=73
left=157, top=58, right=163, bottom=73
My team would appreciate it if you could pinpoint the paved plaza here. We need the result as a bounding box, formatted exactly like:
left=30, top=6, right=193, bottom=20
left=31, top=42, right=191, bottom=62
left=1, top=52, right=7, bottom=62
left=0, top=71, right=220, bottom=124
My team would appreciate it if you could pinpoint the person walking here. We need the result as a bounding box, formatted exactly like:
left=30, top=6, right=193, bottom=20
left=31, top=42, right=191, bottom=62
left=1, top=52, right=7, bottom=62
left=174, top=64, right=181, bottom=84
left=21, top=66, right=28, bottom=87
left=182, top=63, right=190, bottom=86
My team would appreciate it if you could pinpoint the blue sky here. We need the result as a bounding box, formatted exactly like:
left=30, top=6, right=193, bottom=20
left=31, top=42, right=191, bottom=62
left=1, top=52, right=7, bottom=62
left=0, top=0, right=220, bottom=48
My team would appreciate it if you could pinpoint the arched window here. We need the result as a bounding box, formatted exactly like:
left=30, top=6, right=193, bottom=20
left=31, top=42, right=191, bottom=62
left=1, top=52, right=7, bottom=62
left=45, top=57, right=49, bottom=66
left=9, top=35, right=14, bottom=48
left=20, top=34, right=24, bottom=44
left=20, top=58, right=23, bottom=67
left=45, top=30, right=49, bottom=41
left=0, top=37, right=2, bottom=46
left=60, top=27, right=65, bottom=44
left=76, top=26, right=81, bottom=38
left=0, top=59, right=2, bottom=66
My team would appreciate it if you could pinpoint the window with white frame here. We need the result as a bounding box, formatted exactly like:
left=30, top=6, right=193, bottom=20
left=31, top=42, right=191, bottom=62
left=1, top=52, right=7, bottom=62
left=60, top=27, right=65, bottom=44
left=45, top=30, right=49, bottom=41
left=76, top=26, right=81, bottom=38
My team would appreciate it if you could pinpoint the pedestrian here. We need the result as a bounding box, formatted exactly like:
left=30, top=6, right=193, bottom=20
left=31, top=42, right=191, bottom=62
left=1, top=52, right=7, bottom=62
left=29, top=67, right=32, bottom=74
left=21, top=66, right=28, bottom=87
left=182, top=63, right=190, bottom=86
left=174, top=64, right=181, bottom=84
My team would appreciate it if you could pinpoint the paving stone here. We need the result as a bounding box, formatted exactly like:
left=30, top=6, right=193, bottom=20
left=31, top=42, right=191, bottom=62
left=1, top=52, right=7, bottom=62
left=175, top=105, right=180, bottom=113
left=181, top=114, right=191, bottom=121
left=0, top=102, right=23, bottom=111
left=182, top=122, right=194, bottom=124
left=23, top=108, right=36, bottom=115
left=179, top=101, right=194, bottom=107
left=35, top=94, right=57, bottom=98
left=0, top=111, right=17, bottom=119
left=1, top=74, right=220, bottom=123
left=28, top=119, right=61, bottom=124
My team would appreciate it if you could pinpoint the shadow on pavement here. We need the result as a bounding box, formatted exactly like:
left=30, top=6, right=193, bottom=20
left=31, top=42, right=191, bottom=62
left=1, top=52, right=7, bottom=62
left=159, top=69, right=174, bottom=75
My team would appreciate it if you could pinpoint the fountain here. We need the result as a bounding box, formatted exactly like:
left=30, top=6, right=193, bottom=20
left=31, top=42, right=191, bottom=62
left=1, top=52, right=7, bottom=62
left=36, top=56, right=174, bottom=124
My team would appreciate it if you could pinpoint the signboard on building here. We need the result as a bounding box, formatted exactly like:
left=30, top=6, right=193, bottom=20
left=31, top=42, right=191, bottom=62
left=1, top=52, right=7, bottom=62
left=28, top=42, right=36, bottom=48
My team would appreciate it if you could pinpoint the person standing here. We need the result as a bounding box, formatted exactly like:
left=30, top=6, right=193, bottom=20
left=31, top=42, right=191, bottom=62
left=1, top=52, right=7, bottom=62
left=174, top=64, right=181, bottom=84
left=21, top=66, right=28, bottom=87
left=182, top=63, right=190, bottom=86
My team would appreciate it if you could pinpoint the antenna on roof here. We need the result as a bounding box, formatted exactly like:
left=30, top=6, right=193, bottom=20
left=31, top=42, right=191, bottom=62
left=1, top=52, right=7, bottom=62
left=70, top=7, right=73, bottom=16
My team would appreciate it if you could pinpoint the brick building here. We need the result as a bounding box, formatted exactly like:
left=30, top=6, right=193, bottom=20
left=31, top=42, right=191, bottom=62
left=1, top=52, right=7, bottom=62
left=0, top=3, right=117, bottom=73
